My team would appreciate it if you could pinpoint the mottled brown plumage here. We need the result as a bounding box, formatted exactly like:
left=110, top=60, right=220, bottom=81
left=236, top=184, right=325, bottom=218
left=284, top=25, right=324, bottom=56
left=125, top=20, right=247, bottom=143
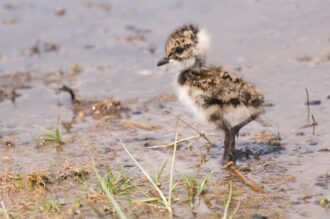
left=165, top=25, right=199, bottom=62
left=157, top=24, right=265, bottom=163
left=178, top=67, right=264, bottom=128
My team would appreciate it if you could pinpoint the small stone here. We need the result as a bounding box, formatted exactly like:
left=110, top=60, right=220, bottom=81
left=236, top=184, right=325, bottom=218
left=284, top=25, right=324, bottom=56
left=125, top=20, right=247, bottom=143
left=296, top=132, right=305, bottom=136
left=319, top=148, right=330, bottom=152
left=309, top=141, right=318, bottom=146
left=263, top=103, right=274, bottom=107
left=252, top=214, right=268, bottom=219
left=306, top=100, right=321, bottom=105
left=55, top=7, right=66, bottom=16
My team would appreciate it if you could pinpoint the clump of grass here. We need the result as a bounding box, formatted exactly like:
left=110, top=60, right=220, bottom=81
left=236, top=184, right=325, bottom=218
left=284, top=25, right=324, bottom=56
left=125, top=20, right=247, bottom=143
left=59, top=165, right=90, bottom=181
left=177, top=173, right=197, bottom=207
left=320, top=197, right=329, bottom=208
left=8, top=173, right=24, bottom=191
left=98, top=169, right=133, bottom=195
left=121, top=141, right=172, bottom=212
left=222, top=181, right=240, bottom=219
left=120, top=118, right=184, bottom=214
left=198, top=171, right=214, bottom=196
left=93, top=164, right=127, bottom=219
left=178, top=171, right=214, bottom=207
left=38, top=199, right=61, bottom=212
left=74, top=197, right=83, bottom=209
left=26, top=171, right=50, bottom=189
left=70, top=63, right=83, bottom=75
left=5, top=171, right=49, bottom=192
left=40, top=126, right=65, bottom=145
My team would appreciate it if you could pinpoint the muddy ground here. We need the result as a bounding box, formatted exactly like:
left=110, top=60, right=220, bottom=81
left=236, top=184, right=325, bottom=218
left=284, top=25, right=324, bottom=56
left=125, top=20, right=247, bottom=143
left=1, top=0, right=330, bottom=218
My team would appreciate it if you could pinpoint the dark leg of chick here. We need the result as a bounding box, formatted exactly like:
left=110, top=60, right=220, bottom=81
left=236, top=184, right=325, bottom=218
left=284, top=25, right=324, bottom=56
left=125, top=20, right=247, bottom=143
left=222, top=115, right=257, bottom=163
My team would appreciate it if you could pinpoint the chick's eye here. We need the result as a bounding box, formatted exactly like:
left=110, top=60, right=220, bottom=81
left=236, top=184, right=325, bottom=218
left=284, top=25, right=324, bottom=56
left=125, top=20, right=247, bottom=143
left=175, top=47, right=184, bottom=54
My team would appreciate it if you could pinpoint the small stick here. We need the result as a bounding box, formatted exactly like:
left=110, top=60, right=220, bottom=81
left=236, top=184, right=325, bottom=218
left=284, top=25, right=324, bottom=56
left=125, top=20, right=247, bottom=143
left=120, top=119, right=161, bottom=130
left=133, top=200, right=168, bottom=211
left=224, top=162, right=265, bottom=193
left=231, top=169, right=265, bottom=193
left=148, top=135, right=200, bottom=149
left=163, top=109, right=213, bottom=146
left=59, top=85, right=76, bottom=103
left=301, top=88, right=318, bottom=135
left=223, top=161, right=235, bottom=169
left=300, top=115, right=318, bottom=130
left=305, top=88, right=310, bottom=123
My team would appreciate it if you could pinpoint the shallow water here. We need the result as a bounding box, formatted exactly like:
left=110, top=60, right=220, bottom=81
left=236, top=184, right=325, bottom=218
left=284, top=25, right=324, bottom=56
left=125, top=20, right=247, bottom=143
left=1, top=0, right=330, bottom=218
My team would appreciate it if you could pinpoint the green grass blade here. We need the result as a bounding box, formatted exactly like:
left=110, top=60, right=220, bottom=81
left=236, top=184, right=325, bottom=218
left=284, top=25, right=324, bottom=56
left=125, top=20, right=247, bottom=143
left=39, top=126, right=65, bottom=144
left=156, top=160, right=167, bottom=184
left=198, top=171, right=214, bottom=196
left=171, top=181, right=178, bottom=192
left=177, top=172, right=191, bottom=187
left=120, top=141, right=171, bottom=212
left=92, top=164, right=127, bottom=219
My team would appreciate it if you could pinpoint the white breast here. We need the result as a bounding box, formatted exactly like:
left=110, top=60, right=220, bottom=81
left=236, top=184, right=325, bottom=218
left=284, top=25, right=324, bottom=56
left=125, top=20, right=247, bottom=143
left=176, top=85, right=256, bottom=129
left=177, top=85, right=209, bottom=124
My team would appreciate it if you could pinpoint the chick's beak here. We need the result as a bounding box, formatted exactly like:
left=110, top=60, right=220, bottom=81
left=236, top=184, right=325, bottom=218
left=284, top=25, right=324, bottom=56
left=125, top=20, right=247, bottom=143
left=157, top=57, right=169, bottom=66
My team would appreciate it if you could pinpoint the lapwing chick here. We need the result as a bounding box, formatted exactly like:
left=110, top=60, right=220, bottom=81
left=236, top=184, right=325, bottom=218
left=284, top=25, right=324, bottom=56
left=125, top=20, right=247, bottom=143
left=157, top=24, right=265, bottom=163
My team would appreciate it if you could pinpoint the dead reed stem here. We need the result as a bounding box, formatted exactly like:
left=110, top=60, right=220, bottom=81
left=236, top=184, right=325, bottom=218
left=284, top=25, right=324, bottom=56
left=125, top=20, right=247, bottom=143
left=148, top=135, right=200, bottom=149
left=225, top=162, right=265, bottom=193
left=232, top=169, right=265, bottom=193
left=305, top=88, right=310, bottom=123
left=301, top=88, right=318, bottom=135
left=168, top=118, right=179, bottom=207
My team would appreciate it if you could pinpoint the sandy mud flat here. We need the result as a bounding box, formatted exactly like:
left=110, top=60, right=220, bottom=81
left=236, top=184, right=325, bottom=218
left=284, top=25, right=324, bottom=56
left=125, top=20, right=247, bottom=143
left=1, top=0, right=330, bottom=218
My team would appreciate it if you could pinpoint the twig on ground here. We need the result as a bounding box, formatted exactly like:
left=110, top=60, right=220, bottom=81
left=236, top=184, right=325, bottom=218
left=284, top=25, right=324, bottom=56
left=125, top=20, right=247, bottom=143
left=224, top=162, right=265, bottom=193
left=302, top=88, right=318, bottom=135
left=59, top=85, right=76, bottom=103
left=311, top=114, right=317, bottom=135
left=300, top=114, right=318, bottom=134
left=231, top=169, right=265, bottom=193
left=163, top=109, right=213, bottom=146
left=120, top=119, right=161, bottom=130
left=223, top=161, right=236, bottom=169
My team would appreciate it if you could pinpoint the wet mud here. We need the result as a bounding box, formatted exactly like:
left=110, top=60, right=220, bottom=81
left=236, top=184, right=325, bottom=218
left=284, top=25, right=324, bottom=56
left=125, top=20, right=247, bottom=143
left=1, top=0, right=330, bottom=218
